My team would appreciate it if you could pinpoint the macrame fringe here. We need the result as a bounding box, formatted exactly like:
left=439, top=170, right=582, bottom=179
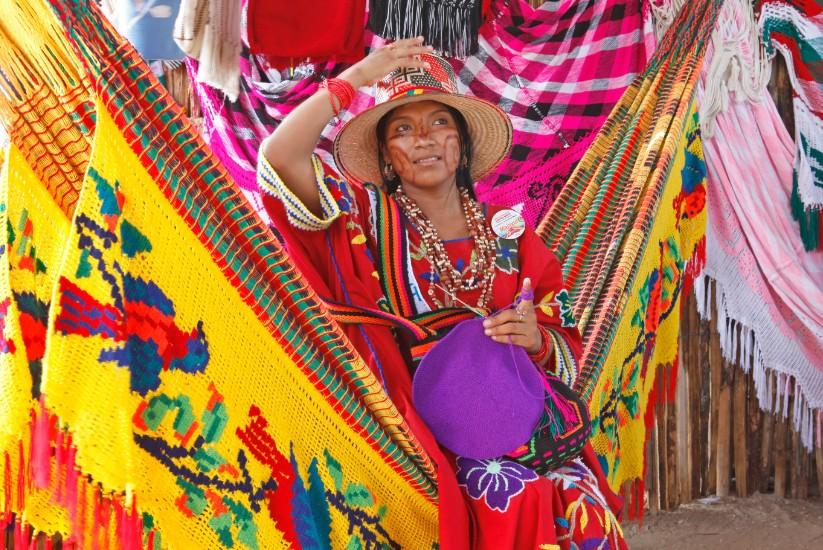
left=368, top=0, right=484, bottom=58
left=694, top=275, right=822, bottom=451
left=790, top=178, right=822, bottom=251
left=0, top=397, right=155, bottom=549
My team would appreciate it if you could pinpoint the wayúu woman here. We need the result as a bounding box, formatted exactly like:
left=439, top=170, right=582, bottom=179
left=258, top=38, right=626, bottom=550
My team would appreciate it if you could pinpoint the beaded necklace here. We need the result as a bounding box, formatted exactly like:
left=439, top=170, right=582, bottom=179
left=394, top=186, right=497, bottom=311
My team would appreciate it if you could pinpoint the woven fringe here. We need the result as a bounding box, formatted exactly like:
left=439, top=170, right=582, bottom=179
left=1, top=401, right=153, bottom=549
left=694, top=275, right=821, bottom=450
left=791, top=178, right=822, bottom=251
left=368, top=0, right=483, bottom=58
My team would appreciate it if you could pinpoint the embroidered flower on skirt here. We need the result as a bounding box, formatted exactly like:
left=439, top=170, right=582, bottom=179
left=455, top=456, right=538, bottom=513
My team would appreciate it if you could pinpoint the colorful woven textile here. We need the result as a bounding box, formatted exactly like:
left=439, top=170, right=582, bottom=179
left=537, top=0, right=720, bottom=496
left=759, top=0, right=823, bottom=250
left=191, top=0, right=654, bottom=227
left=0, top=1, right=441, bottom=547
left=586, top=106, right=707, bottom=492
left=696, top=93, right=823, bottom=449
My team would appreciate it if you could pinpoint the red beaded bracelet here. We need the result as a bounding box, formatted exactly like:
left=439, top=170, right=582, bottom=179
left=320, top=78, right=356, bottom=117
left=529, top=325, right=553, bottom=365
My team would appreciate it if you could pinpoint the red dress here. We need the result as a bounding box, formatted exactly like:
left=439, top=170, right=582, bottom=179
left=258, top=154, right=627, bottom=550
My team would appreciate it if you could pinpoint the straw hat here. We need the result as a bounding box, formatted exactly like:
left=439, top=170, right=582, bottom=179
left=333, top=53, right=513, bottom=185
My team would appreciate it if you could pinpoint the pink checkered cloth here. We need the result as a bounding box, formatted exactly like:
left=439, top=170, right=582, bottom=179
left=191, top=0, right=655, bottom=227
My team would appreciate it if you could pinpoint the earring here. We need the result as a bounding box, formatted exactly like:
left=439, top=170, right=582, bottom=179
left=383, top=162, right=395, bottom=179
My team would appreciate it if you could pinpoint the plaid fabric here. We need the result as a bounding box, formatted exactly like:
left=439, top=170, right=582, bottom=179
left=452, top=0, right=655, bottom=226
left=191, top=0, right=654, bottom=227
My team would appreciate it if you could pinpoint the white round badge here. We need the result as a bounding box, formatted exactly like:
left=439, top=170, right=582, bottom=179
left=491, top=209, right=526, bottom=240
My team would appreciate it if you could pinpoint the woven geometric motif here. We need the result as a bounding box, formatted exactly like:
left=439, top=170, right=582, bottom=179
left=376, top=53, right=459, bottom=102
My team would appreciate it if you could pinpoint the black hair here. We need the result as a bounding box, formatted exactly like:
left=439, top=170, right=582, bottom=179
left=376, top=103, right=475, bottom=199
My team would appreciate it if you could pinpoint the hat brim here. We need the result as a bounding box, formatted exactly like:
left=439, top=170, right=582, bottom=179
left=333, top=92, right=513, bottom=186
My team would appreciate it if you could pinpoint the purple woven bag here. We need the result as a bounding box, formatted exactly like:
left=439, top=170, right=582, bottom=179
left=412, top=318, right=544, bottom=459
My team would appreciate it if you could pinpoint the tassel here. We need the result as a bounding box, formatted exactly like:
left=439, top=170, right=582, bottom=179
left=790, top=180, right=821, bottom=251
left=17, top=440, right=25, bottom=513
left=54, top=428, right=64, bottom=504
left=133, top=500, right=144, bottom=550
left=114, top=497, right=125, bottom=550
left=101, top=495, right=112, bottom=550
left=66, top=436, right=78, bottom=527
left=91, top=485, right=101, bottom=550
left=368, top=0, right=484, bottom=57
left=14, top=519, right=26, bottom=550
left=4, top=452, right=11, bottom=526
left=32, top=395, right=50, bottom=490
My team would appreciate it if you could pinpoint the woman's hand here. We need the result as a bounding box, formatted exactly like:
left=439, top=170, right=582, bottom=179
left=482, top=278, right=544, bottom=355
left=341, top=37, right=433, bottom=88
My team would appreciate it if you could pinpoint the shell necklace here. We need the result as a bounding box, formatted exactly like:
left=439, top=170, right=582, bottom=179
left=394, top=186, right=497, bottom=310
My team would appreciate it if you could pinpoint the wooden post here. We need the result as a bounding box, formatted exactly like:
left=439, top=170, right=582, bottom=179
left=774, top=403, right=788, bottom=498
left=716, top=357, right=733, bottom=497
left=657, top=370, right=670, bottom=509
left=666, top=363, right=679, bottom=509
left=816, top=443, right=823, bottom=502
left=676, top=342, right=691, bottom=504
left=688, top=294, right=704, bottom=499
left=732, top=356, right=748, bottom=497
left=708, top=290, right=722, bottom=495
left=791, top=409, right=801, bottom=499
left=747, top=372, right=763, bottom=494
left=699, top=316, right=712, bottom=497
left=759, top=407, right=775, bottom=493
left=648, top=416, right=660, bottom=514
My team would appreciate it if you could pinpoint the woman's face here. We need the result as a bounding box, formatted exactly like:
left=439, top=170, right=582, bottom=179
left=381, top=100, right=462, bottom=192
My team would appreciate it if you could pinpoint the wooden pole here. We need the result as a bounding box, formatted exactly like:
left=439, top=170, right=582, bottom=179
left=816, top=443, right=823, bottom=502
left=747, top=372, right=763, bottom=494
left=699, top=315, right=711, bottom=497
left=759, top=407, right=775, bottom=493
left=688, top=294, right=704, bottom=499
left=656, top=371, right=669, bottom=509
left=676, top=343, right=691, bottom=504
left=732, top=354, right=748, bottom=497
left=666, top=363, right=679, bottom=509
left=774, top=401, right=788, bottom=498
left=648, top=416, right=660, bottom=514
left=716, top=357, right=733, bottom=497
left=708, top=289, right=722, bottom=495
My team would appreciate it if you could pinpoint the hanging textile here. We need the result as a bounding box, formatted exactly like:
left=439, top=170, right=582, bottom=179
left=0, top=0, right=441, bottom=547
left=191, top=0, right=654, bottom=228
left=174, top=0, right=242, bottom=101
left=649, top=0, right=771, bottom=137
left=654, top=0, right=823, bottom=449
left=367, top=0, right=487, bottom=58
left=696, top=95, right=823, bottom=450
left=536, top=0, right=721, bottom=499
left=0, top=2, right=94, bottom=539
left=452, top=0, right=656, bottom=226
left=758, top=0, right=823, bottom=250
left=247, top=0, right=367, bottom=69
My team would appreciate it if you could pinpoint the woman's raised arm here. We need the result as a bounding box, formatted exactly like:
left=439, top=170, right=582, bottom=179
left=261, top=38, right=432, bottom=217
